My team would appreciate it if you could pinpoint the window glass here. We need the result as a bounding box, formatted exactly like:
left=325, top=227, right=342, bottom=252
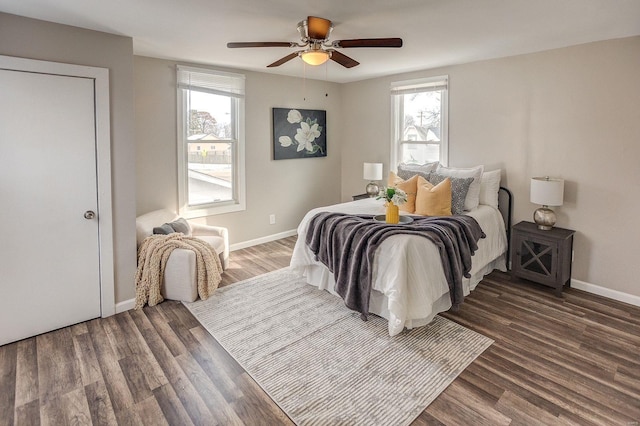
left=186, top=90, right=233, bottom=206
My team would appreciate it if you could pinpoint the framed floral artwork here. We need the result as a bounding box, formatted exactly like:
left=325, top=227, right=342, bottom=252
left=272, top=108, right=327, bottom=160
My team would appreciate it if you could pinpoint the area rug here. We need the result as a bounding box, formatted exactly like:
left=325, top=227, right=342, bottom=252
left=184, top=268, right=493, bottom=425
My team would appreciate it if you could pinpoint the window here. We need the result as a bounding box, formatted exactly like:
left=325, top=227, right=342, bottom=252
left=177, top=66, right=245, bottom=217
left=390, top=76, right=448, bottom=168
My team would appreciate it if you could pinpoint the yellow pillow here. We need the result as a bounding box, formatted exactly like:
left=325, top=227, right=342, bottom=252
left=415, top=176, right=452, bottom=216
left=388, top=172, right=418, bottom=213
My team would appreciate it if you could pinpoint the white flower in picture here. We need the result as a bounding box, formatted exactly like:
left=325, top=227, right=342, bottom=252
left=278, top=136, right=293, bottom=147
left=287, top=109, right=303, bottom=124
left=295, top=122, right=321, bottom=152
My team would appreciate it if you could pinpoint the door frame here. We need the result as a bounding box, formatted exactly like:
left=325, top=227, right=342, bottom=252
left=0, top=55, right=115, bottom=317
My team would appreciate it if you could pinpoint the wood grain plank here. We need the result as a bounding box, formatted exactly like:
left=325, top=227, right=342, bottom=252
left=480, top=347, right=635, bottom=425
left=135, top=396, right=169, bottom=426
left=230, top=372, right=295, bottom=426
left=465, top=360, right=564, bottom=418
left=0, top=342, right=18, bottom=426
left=175, top=351, right=244, bottom=425
left=144, top=305, right=188, bottom=357
left=112, top=312, right=169, bottom=393
left=86, top=318, right=139, bottom=423
left=166, top=360, right=218, bottom=426
left=14, top=398, right=40, bottom=426
left=70, top=322, right=89, bottom=336
left=426, top=391, right=509, bottom=426
left=410, top=411, right=446, bottom=425
left=72, top=331, right=103, bottom=386
left=456, top=369, right=505, bottom=403
left=189, top=327, right=245, bottom=401
left=152, top=383, right=194, bottom=426
left=130, top=316, right=184, bottom=386
left=118, top=355, right=154, bottom=404
left=36, top=328, right=82, bottom=403
left=14, top=338, right=38, bottom=407
left=441, top=380, right=511, bottom=425
left=40, top=387, right=92, bottom=426
left=133, top=307, right=221, bottom=425
left=84, top=380, right=118, bottom=426
left=164, top=300, right=200, bottom=330
left=101, top=315, right=133, bottom=360
left=494, top=390, right=564, bottom=426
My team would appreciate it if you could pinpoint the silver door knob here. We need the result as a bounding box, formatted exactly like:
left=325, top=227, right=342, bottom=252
left=84, top=211, right=96, bottom=220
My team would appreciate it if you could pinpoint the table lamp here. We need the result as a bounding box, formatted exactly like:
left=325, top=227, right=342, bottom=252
left=363, top=163, right=383, bottom=197
left=530, top=176, right=564, bottom=230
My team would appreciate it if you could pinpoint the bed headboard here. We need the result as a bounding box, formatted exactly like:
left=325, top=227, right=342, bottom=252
left=498, top=186, right=513, bottom=269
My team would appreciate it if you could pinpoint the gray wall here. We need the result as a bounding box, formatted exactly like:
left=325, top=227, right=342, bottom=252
left=135, top=56, right=343, bottom=244
left=4, top=9, right=638, bottom=302
left=0, top=12, right=137, bottom=304
left=341, top=36, right=640, bottom=298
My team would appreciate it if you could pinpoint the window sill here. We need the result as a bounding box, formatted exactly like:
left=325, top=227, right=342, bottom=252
left=180, top=201, right=245, bottom=219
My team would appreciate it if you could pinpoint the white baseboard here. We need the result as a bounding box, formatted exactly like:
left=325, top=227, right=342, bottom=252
left=571, top=278, right=640, bottom=308
left=230, top=229, right=297, bottom=252
left=114, top=298, right=135, bottom=314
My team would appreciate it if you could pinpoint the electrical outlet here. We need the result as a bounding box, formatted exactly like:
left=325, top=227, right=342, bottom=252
left=269, top=214, right=276, bottom=225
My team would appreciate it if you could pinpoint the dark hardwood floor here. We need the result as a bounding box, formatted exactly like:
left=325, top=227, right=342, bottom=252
left=1, top=235, right=639, bottom=425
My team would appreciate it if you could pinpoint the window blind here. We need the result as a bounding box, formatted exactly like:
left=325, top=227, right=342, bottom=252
left=390, top=76, right=448, bottom=96
left=177, top=65, right=245, bottom=98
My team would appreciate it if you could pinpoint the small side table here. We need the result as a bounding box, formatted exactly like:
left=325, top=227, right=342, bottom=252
left=352, top=193, right=371, bottom=201
left=511, top=221, right=575, bottom=296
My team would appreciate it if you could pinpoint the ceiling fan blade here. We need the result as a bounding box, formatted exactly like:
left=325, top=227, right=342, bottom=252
left=334, top=38, right=403, bottom=48
left=307, top=16, right=332, bottom=40
left=227, top=42, right=293, bottom=48
left=329, top=50, right=359, bottom=68
left=267, top=52, right=299, bottom=68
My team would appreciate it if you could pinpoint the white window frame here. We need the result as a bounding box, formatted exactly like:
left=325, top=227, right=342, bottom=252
left=390, top=75, right=449, bottom=170
left=177, top=66, right=246, bottom=218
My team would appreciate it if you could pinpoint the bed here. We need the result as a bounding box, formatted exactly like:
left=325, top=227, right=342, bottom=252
left=290, top=167, right=510, bottom=336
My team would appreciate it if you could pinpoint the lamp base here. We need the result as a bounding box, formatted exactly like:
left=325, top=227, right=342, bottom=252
left=533, top=206, right=556, bottom=230
left=365, top=182, right=380, bottom=198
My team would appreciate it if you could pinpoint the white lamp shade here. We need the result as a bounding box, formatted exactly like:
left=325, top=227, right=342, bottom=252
left=363, top=163, right=383, bottom=181
left=530, top=177, right=564, bottom=206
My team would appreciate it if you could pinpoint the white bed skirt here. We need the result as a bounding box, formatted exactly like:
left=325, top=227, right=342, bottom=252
left=297, top=257, right=506, bottom=335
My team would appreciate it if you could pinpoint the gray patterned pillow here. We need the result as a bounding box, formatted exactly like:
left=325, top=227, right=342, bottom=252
left=397, top=162, right=438, bottom=181
left=428, top=173, right=474, bottom=215
left=153, top=217, right=192, bottom=236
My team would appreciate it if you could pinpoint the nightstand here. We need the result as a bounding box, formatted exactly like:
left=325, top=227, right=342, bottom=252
left=352, top=193, right=371, bottom=201
left=511, top=221, right=575, bottom=296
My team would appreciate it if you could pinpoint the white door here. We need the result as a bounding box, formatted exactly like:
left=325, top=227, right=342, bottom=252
left=0, top=67, right=102, bottom=345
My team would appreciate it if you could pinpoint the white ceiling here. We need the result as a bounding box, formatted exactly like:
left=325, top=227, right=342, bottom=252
left=2, top=0, right=639, bottom=83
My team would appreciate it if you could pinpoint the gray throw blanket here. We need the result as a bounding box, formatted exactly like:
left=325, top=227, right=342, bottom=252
left=305, top=213, right=485, bottom=319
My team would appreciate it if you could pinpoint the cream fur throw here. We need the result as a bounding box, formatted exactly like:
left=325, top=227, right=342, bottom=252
left=135, top=234, right=222, bottom=309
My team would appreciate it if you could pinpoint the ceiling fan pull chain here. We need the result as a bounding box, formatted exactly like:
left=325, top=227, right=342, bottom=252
left=325, top=61, right=329, bottom=97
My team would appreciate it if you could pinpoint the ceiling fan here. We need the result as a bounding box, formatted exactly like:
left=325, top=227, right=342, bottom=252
left=227, top=16, right=403, bottom=68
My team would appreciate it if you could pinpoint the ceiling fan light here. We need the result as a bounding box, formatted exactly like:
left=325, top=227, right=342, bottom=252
left=301, top=50, right=330, bottom=66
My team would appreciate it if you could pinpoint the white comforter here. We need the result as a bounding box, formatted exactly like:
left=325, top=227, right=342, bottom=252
left=290, top=198, right=507, bottom=336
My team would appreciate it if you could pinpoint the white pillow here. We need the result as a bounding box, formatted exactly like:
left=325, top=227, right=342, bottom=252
left=435, top=164, right=484, bottom=211
left=479, top=169, right=501, bottom=209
